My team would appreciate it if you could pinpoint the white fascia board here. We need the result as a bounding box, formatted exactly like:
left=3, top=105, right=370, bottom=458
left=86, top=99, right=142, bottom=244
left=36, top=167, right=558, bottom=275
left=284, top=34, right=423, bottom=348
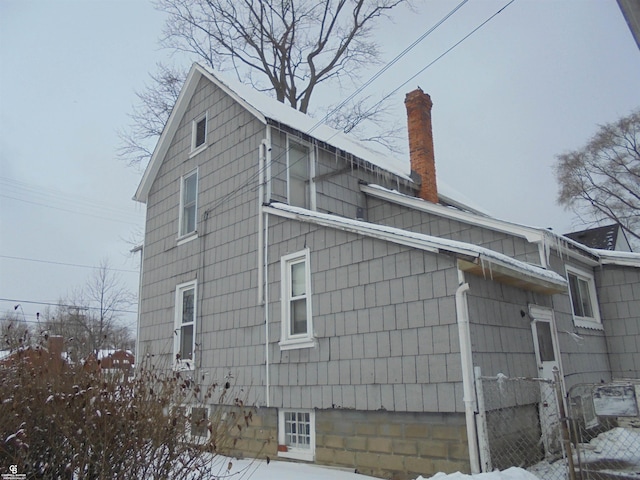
left=263, top=204, right=443, bottom=256
left=361, top=184, right=544, bottom=243
left=264, top=203, right=566, bottom=290
left=594, top=250, right=640, bottom=267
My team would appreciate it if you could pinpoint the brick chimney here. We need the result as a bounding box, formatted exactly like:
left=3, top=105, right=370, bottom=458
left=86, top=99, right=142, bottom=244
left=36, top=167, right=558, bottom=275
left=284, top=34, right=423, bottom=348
left=405, top=88, right=438, bottom=203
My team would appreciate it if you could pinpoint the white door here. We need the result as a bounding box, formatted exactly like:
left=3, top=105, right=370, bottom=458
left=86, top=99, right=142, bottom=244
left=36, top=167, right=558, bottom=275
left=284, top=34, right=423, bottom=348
left=529, top=305, right=563, bottom=458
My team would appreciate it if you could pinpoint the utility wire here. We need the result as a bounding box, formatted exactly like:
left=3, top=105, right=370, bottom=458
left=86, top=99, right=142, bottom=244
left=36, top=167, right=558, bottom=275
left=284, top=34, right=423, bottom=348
left=201, top=1, right=470, bottom=217
left=0, top=298, right=137, bottom=315
left=0, top=255, right=139, bottom=274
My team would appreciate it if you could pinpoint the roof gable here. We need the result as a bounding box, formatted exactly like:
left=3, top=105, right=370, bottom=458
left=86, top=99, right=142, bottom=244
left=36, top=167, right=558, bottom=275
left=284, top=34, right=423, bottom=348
left=134, top=63, right=412, bottom=203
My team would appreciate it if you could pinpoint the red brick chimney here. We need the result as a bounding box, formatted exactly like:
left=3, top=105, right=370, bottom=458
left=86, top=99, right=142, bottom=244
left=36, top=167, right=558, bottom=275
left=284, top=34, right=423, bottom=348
left=405, top=88, right=438, bottom=203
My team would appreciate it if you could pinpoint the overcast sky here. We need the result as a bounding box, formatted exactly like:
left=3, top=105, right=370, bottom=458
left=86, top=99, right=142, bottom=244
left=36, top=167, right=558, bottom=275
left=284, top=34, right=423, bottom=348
left=1, top=0, right=639, bottom=333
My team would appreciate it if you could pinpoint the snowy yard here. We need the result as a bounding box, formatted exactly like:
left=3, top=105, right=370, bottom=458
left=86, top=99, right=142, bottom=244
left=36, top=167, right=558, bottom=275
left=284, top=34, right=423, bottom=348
left=222, top=458, right=538, bottom=480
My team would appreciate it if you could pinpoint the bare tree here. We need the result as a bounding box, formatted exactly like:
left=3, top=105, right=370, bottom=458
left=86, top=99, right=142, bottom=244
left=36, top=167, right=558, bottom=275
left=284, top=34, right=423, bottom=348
left=45, top=259, right=136, bottom=360
left=1, top=308, right=32, bottom=352
left=120, top=0, right=411, bottom=168
left=555, top=109, right=640, bottom=246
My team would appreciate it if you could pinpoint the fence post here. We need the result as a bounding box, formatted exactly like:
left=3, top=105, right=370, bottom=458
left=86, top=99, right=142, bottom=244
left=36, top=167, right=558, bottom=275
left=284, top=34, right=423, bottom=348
left=474, top=366, right=492, bottom=472
left=553, top=367, right=577, bottom=480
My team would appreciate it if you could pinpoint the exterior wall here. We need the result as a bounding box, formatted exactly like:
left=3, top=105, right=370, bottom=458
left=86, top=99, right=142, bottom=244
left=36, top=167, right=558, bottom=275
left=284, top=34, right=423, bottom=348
left=548, top=254, right=612, bottom=389
left=139, top=76, right=267, bottom=403
left=227, top=407, right=469, bottom=480
left=366, top=197, right=541, bottom=265
left=266, top=216, right=465, bottom=414
left=597, top=264, right=640, bottom=378
left=465, top=275, right=541, bottom=379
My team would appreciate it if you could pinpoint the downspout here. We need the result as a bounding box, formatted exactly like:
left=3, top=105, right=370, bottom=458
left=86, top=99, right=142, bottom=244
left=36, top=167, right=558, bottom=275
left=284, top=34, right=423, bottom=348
left=456, top=269, right=480, bottom=474
left=131, top=242, right=144, bottom=371
left=263, top=126, right=272, bottom=408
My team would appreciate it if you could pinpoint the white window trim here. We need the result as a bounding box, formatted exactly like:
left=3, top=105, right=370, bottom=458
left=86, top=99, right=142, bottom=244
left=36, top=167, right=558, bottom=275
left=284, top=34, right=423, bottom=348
left=566, top=265, right=602, bottom=330
left=280, top=249, right=315, bottom=350
left=190, top=112, right=208, bottom=156
left=278, top=409, right=315, bottom=462
left=174, top=280, right=197, bottom=370
left=178, top=169, right=198, bottom=242
left=286, top=136, right=316, bottom=210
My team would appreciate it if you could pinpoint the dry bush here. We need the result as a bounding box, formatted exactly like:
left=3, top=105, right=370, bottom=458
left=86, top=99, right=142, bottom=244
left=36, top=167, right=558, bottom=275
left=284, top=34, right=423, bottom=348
left=0, top=354, right=257, bottom=479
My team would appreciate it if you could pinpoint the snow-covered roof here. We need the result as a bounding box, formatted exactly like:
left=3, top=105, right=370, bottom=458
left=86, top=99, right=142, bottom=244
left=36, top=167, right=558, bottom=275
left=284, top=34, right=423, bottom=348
left=135, top=63, right=482, bottom=214
left=265, top=202, right=567, bottom=294
left=207, top=66, right=411, bottom=181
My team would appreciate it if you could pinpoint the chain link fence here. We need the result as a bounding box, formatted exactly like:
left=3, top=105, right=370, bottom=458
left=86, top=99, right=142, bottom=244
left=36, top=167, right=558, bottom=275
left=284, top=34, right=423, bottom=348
left=476, top=371, right=640, bottom=480
left=475, top=370, right=570, bottom=480
left=568, top=381, right=640, bottom=480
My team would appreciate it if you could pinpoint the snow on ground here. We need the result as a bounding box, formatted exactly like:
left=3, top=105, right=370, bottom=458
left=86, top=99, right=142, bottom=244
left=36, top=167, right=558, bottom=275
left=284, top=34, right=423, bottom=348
left=219, top=457, right=538, bottom=480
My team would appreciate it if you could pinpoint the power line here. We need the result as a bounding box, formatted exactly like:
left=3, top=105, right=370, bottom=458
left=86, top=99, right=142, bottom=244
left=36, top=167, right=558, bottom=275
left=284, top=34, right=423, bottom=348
left=0, top=298, right=138, bottom=315
left=0, top=194, right=143, bottom=226
left=200, top=1, right=515, bottom=219
left=0, top=255, right=139, bottom=274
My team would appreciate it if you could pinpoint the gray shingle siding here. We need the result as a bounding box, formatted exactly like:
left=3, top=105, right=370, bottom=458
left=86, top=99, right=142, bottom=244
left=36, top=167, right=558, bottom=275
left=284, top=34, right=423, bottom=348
left=366, top=197, right=541, bottom=265
left=266, top=216, right=464, bottom=413
left=597, top=265, right=640, bottom=378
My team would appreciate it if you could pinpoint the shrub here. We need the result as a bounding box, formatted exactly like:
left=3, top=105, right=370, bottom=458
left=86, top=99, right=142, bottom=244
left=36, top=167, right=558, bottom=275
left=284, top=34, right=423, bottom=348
left=0, top=352, right=256, bottom=479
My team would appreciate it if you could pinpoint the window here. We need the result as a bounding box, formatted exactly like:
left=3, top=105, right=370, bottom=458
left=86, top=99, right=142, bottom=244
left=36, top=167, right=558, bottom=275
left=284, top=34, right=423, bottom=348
left=280, top=250, right=314, bottom=350
left=175, top=405, right=210, bottom=441
left=287, top=138, right=315, bottom=209
left=191, top=113, right=207, bottom=152
left=190, top=407, right=209, bottom=438
left=278, top=409, right=315, bottom=461
left=566, top=266, right=601, bottom=329
left=175, top=280, right=197, bottom=369
left=179, top=170, right=198, bottom=238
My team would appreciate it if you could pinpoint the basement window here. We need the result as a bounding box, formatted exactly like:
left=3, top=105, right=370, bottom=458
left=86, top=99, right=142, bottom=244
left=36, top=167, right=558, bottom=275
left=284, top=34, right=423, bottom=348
left=278, top=409, right=315, bottom=462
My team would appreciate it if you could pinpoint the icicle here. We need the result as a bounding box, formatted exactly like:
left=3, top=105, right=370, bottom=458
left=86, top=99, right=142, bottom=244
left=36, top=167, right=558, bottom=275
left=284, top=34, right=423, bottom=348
left=480, top=256, right=487, bottom=279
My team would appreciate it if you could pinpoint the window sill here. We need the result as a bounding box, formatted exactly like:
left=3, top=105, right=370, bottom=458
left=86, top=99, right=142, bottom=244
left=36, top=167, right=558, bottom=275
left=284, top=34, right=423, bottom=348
left=277, top=448, right=314, bottom=462
left=177, top=232, right=198, bottom=246
left=279, top=337, right=316, bottom=351
left=189, top=144, right=207, bottom=158
left=573, top=317, right=604, bottom=330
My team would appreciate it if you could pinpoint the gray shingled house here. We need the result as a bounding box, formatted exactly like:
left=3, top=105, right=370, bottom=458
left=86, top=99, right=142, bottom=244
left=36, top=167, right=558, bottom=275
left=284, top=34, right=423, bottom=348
left=133, top=63, right=640, bottom=479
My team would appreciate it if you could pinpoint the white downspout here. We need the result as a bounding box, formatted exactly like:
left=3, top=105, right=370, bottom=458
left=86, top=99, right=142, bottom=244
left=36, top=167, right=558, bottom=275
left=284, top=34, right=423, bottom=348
left=456, top=269, right=480, bottom=474
left=258, top=140, right=266, bottom=303
left=131, top=242, right=144, bottom=371
left=263, top=126, right=272, bottom=408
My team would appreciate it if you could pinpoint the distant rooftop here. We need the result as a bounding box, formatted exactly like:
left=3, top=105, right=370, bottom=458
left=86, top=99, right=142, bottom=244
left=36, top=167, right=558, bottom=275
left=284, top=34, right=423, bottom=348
left=565, top=224, right=630, bottom=251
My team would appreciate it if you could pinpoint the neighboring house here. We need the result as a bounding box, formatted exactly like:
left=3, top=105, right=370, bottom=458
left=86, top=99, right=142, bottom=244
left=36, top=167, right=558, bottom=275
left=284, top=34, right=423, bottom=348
left=565, top=223, right=632, bottom=252
left=0, top=336, right=65, bottom=374
left=84, top=349, right=135, bottom=376
left=133, top=63, right=640, bottom=479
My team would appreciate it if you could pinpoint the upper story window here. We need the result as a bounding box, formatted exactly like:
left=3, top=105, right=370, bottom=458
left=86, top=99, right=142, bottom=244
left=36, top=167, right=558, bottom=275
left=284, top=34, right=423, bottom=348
left=179, top=170, right=198, bottom=238
left=191, top=113, right=208, bottom=153
left=280, top=249, right=314, bottom=350
left=566, top=265, right=602, bottom=329
left=287, top=137, right=315, bottom=210
left=278, top=409, right=315, bottom=462
left=175, top=280, right=197, bottom=369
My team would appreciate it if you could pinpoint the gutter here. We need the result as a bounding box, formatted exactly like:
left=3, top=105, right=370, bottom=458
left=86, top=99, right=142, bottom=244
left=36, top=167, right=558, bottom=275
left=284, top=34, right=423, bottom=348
left=456, top=270, right=480, bottom=474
